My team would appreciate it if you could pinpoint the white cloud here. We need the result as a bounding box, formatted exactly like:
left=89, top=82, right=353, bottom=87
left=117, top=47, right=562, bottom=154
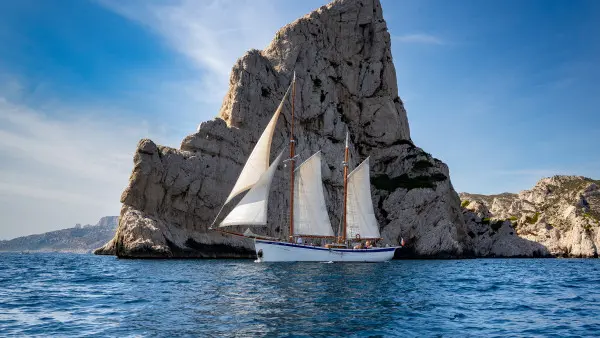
left=0, top=180, right=105, bottom=208
left=0, top=94, right=178, bottom=239
left=97, top=0, right=296, bottom=104
left=0, top=0, right=328, bottom=239
left=393, top=33, right=445, bottom=45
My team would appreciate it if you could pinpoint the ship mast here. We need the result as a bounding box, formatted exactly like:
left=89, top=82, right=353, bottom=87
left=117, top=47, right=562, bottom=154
left=289, top=72, right=296, bottom=242
left=341, top=132, right=349, bottom=243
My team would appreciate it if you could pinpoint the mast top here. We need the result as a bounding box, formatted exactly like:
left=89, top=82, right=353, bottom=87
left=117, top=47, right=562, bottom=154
left=345, top=131, right=349, bottom=148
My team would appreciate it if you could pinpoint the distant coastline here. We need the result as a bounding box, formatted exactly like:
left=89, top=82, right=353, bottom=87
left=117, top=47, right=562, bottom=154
left=0, top=216, right=117, bottom=254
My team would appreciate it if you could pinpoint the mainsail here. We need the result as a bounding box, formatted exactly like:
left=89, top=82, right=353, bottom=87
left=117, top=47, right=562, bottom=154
left=293, top=152, right=335, bottom=237
left=220, top=151, right=284, bottom=227
left=345, top=157, right=381, bottom=239
left=224, top=85, right=291, bottom=204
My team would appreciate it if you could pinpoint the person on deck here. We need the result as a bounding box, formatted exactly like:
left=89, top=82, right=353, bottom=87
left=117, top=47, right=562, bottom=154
left=296, top=237, right=303, bottom=245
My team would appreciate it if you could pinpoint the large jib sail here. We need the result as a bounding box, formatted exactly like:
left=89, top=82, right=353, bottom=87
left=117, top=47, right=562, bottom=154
left=224, top=84, right=291, bottom=204
left=220, top=151, right=284, bottom=227
left=216, top=80, right=293, bottom=228
left=293, top=152, right=335, bottom=237
left=345, top=157, right=381, bottom=239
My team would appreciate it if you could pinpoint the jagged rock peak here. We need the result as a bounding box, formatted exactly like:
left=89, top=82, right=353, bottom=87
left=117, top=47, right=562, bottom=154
left=97, top=0, right=468, bottom=259
left=213, top=0, right=410, bottom=150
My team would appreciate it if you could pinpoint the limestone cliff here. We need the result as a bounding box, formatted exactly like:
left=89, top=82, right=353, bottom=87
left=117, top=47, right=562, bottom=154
left=460, top=176, right=600, bottom=257
left=96, top=0, right=469, bottom=258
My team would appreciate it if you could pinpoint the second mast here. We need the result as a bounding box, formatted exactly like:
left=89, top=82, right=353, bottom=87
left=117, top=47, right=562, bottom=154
left=289, top=72, right=296, bottom=242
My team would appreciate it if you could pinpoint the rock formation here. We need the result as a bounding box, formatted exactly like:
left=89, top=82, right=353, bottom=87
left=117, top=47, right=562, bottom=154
left=96, top=0, right=470, bottom=258
left=460, top=176, right=600, bottom=257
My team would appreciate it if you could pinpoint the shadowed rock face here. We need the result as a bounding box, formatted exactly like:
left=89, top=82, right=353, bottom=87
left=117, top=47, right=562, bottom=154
left=460, top=176, right=600, bottom=258
left=96, top=0, right=469, bottom=258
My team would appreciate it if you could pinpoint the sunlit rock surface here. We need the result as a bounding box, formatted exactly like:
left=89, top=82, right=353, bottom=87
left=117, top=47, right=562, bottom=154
left=460, top=176, right=600, bottom=258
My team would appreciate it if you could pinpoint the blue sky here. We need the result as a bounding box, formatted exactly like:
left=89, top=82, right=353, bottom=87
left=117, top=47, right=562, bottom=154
left=0, top=0, right=598, bottom=238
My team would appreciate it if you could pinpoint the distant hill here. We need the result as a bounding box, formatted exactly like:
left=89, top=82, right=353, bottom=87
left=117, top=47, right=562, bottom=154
left=460, top=176, right=600, bottom=257
left=0, top=216, right=118, bottom=253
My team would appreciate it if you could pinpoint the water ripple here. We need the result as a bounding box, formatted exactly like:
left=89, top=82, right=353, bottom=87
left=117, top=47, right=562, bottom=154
left=0, top=254, right=599, bottom=337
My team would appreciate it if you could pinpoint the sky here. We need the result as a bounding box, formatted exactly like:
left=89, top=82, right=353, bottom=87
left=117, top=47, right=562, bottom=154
left=0, top=0, right=599, bottom=239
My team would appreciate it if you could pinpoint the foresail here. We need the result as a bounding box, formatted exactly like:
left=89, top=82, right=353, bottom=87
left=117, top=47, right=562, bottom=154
left=346, top=157, right=381, bottom=239
left=293, top=152, right=335, bottom=237
left=224, top=85, right=291, bottom=204
left=220, top=151, right=284, bottom=227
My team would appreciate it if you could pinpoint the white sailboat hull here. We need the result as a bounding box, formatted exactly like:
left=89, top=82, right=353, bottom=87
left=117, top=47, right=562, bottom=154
left=254, top=239, right=399, bottom=262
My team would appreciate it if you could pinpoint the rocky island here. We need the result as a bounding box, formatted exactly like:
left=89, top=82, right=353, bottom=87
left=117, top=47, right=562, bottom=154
left=95, top=0, right=599, bottom=259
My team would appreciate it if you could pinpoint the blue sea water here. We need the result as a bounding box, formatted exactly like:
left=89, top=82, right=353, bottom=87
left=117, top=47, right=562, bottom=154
left=1, top=254, right=599, bottom=337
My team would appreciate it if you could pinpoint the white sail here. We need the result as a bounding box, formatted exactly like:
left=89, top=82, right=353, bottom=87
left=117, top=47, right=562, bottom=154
left=346, top=157, right=380, bottom=239
left=224, top=85, right=291, bottom=204
left=220, top=151, right=284, bottom=227
left=293, top=152, right=335, bottom=237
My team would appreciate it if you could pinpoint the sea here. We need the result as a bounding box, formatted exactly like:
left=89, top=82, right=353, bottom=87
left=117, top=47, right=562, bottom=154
left=0, top=253, right=599, bottom=337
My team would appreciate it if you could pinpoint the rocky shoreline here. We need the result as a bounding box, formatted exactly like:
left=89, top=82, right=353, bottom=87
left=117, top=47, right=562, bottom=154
left=460, top=176, right=600, bottom=258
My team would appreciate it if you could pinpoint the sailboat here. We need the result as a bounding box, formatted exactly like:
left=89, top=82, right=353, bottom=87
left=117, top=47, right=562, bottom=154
left=211, top=73, right=400, bottom=262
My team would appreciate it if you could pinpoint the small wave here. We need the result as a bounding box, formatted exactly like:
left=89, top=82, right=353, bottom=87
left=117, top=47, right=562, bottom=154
left=452, top=313, right=467, bottom=320
left=123, top=298, right=149, bottom=305
left=558, top=295, right=584, bottom=302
